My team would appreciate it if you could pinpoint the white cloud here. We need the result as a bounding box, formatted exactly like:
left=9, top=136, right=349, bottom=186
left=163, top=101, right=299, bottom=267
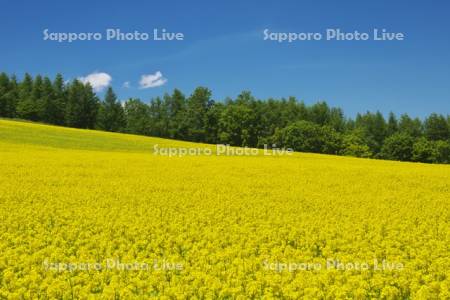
left=139, top=71, right=167, bottom=89
left=123, top=81, right=131, bottom=88
left=79, top=72, right=112, bottom=92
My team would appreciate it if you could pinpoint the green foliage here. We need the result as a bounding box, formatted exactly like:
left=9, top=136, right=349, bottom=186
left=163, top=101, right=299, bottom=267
left=65, top=80, right=99, bottom=129
left=380, top=132, right=414, bottom=161
left=398, top=114, right=423, bottom=138
left=16, top=73, right=40, bottom=121
left=412, top=138, right=438, bottom=163
left=434, top=140, right=450, bottom=163
left=0, top=73, right=17, bottom=117
left=124, top=98, right=152, bottom=135
left=97, top=87, right=126, bottom=132
left=165, top=89, right=187, bottom=139
left=340, top=130, right=373, bottom=158
left=308, top=101, right=330, bottom=126
left=183, top=87, right=212, bottom=142
left=1, top=72, right=449, bottom=164
left=355, top=111, right=387, bottom=154
left=204, top=102, right=223, bottom=144
left=387, top=112, right=398, bottom=136
left=412, top=138, right=450, bottom=164
left=271, top=120, right=341, bottom=154
left=424, top=113, right=449, bottom=141
left=218, top=92, right=259, bottom=146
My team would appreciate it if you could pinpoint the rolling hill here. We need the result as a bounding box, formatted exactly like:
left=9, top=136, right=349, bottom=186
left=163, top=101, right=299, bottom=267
left=0, top=119, right=449, bottom=299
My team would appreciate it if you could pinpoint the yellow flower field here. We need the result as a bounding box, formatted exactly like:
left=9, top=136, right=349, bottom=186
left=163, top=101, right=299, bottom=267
left=0, top=119, right=449, bottom=299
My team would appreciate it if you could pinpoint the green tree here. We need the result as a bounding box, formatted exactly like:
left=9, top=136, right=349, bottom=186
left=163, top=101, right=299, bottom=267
left=184, top=87, right=212, bottom=142
left=7, top=75, right=19, bottom=117
left=17, top=73, right=41, bottom=121
left=398, top=114, right=422, bottom=138
left=434, top=140, right=450, bottom=163
left=40, top=77, right=58, bottom=124
left=387, top=112, right=398, bottom=136
left=447, top=115, right=450, bottom=132
left=65, top=80, right=99, bottom=128
left=340, top=130, right=373, bottom=158
left=0, top=73, right=17, bottom=117
left=271, top=120, right=341, bottom=154
left=412, top=137, right=437, bottom=163
left=50, top=74, right=67, bottom=125
left=204, top=102, right=223, bottom=144
left=97, top=87, right=126, bottom=132
left=355, top=111, right=387, bottom=154
left=328, top=107, right=345, bottom=132
left=424, top=113, right=449, bottom=141
left=165, top=89, right=187, bottom=139
left=218, top=92, right=259, bottom=146
left=412, top=138, right=450, bottom=164
left=148, top=97, right=168, bottom=137
left=124, top=98, right=152, bottom=135
left=380, top=132, right=414, bottom=161
left=257, top=98, right=285, bottom=143
left=308, top=101, right=330, bottom=126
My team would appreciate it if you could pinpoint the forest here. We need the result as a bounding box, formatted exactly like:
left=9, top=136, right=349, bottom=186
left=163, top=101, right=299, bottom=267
left=1, top=72, right=449, bottom=163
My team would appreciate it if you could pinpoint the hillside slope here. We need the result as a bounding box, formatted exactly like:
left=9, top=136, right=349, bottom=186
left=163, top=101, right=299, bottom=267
left=0, top=119, right=449, bottom=299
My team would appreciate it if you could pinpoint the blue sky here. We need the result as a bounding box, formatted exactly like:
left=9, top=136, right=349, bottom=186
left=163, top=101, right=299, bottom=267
left=1, top=0, right=449, bottom=117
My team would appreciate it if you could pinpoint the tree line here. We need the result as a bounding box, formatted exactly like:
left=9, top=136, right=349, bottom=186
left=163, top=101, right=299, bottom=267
left=1, top=72, right=450, bottom=164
